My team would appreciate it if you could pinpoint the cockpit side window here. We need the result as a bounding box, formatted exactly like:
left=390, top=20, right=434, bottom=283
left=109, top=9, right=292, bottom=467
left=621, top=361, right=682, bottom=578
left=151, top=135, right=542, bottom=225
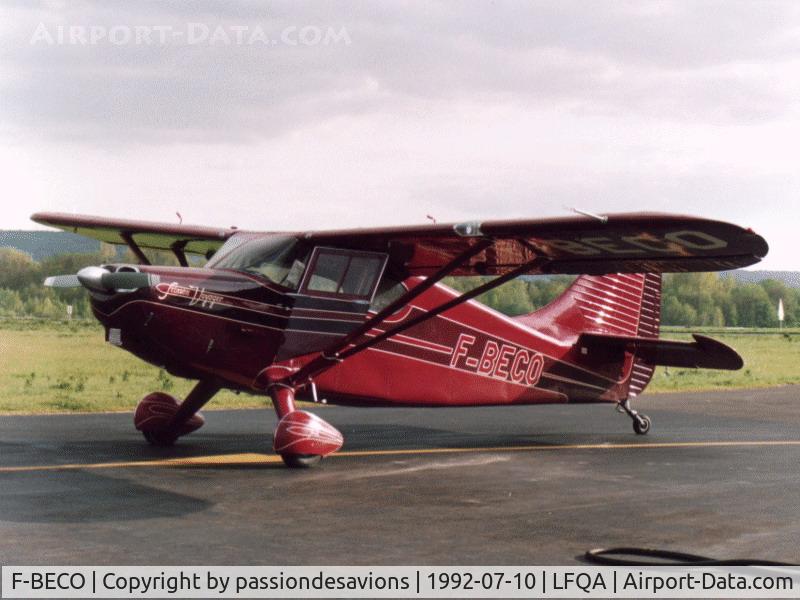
left=299, top=247, right=388, bottom=301
left=307, top=252, right=350, bottom=293
left=340, top=256, right=385, bottom=296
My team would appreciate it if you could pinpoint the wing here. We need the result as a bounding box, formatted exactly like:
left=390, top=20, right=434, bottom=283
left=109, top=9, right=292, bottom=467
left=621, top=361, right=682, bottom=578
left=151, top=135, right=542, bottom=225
left=32, top=211, right=768, bottom=275
left=31, top=212, right=237, bottom=261
left=303, top=212, right=768, bottom=276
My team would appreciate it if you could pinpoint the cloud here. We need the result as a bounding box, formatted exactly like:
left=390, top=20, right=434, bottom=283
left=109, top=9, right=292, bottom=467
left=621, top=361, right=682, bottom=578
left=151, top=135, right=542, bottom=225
left=2, top=1, right=800, bottom=144
left=2, top=1, right=799, bottom=270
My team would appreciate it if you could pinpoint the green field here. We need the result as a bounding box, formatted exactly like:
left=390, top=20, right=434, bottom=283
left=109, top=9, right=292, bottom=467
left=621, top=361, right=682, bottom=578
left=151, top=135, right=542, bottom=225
left=649, top=328, right=800, bottom=392
left=0, top=320, right=269, bottom=414
left=1, top=320, right=799, bottom=413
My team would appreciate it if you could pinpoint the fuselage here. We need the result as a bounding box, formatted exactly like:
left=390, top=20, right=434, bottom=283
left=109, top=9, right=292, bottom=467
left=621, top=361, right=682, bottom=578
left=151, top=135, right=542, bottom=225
left=88, top=264, right=642, bottom=407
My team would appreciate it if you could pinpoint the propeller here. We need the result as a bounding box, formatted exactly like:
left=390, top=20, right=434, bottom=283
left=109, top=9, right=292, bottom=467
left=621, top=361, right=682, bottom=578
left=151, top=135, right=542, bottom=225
left=43, top=274, right=80, bottom=288
left=44, top=266, right=156, bottom=292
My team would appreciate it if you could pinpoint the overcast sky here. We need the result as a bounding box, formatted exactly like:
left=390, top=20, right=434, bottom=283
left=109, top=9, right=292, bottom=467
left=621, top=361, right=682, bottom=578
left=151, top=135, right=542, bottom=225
left=2, top=1, right=799, bottom=269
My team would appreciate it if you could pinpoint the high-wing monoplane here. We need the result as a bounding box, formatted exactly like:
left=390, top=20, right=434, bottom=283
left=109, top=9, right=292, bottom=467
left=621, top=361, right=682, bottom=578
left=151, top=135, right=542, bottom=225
left=33, top=211, right=768, bottom=467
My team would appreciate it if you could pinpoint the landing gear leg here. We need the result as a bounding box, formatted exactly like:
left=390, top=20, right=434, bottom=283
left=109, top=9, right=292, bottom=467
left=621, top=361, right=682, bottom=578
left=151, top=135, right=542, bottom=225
left=134, top=379, right=220, bottom=445
left=617, top=398, right=652, bottom=435
left=265, top=368, right=343, bottom=468
left=167, top=379, right=220, bottom=434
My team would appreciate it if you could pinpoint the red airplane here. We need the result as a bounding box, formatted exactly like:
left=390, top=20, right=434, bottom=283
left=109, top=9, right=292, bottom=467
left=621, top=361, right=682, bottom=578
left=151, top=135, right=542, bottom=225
left=35, top=211, right=768, bottom=467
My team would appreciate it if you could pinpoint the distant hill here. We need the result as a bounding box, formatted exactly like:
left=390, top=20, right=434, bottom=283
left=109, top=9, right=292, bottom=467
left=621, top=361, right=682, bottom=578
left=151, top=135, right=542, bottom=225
left=0, top=231, right=125, bottom=261
left=721, top=270, right=800, bottom=288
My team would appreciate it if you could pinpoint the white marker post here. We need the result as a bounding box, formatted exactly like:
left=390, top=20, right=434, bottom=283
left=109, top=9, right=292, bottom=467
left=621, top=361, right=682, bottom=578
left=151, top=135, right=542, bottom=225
left=778, top=298, right=785, bottom=329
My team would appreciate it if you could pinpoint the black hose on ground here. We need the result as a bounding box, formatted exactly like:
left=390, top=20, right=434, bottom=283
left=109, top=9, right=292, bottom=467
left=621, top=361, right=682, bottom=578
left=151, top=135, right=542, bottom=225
left=584, top=547, right=798, bottom=567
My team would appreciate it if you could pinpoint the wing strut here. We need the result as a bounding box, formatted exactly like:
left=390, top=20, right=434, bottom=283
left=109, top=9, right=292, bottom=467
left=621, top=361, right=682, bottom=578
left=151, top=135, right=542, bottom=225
left=121, top=233, right=191, bottom=267
left=120, top=232, right=151, bottom=265
left=170, top=240, right=189, bottom=267
left=287, top=246, right=547, bottom=388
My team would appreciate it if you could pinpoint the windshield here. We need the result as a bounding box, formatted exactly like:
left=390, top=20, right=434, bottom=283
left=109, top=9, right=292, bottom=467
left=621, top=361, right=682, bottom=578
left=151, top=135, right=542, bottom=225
left=207, top=235, right=308, bottom=289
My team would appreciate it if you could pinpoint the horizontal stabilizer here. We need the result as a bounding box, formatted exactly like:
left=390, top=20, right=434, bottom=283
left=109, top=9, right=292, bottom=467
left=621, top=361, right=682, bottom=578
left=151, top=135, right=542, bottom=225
left=575, top=333, right=743, bottom=370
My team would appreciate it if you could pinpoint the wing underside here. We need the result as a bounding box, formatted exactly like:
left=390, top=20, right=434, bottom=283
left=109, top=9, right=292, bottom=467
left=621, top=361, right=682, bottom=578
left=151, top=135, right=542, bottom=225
left=32, top=211, right=767, bottom=276
left=302, top=212, right=768, bottom=276
left=31, top=213, right=237, bottom=259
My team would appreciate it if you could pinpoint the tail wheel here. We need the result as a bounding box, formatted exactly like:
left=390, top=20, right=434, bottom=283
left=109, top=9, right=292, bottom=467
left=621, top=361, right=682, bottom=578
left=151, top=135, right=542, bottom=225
left=281, top=454, right=322, bottom=468
left=633, top=414, right=652, bottom=435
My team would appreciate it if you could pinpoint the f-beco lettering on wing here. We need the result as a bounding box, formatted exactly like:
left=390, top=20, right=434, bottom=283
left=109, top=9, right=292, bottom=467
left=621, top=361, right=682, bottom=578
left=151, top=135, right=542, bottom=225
left=542, top=230, right=729, bottom=257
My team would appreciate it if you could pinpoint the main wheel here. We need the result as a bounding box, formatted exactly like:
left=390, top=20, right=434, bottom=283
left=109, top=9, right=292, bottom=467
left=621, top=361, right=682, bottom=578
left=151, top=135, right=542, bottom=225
left=633, top=414, right=652, bottom=435
left=134, top=391, right=205, bottom=447
left=281, top=454, right=322, bottom=468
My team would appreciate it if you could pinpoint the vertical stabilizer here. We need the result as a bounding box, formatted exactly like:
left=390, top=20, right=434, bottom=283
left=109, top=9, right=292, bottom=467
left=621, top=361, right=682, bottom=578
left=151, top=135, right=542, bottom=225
left=515, top=273, right=662, bottom=395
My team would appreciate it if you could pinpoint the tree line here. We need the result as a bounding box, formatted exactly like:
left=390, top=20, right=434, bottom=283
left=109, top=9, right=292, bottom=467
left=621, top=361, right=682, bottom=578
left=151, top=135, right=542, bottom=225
left=445, top=271, right=791, bottom=327
left=0, top=246, right=172, bottom=320
left=0, top=246, right=792, bottom=327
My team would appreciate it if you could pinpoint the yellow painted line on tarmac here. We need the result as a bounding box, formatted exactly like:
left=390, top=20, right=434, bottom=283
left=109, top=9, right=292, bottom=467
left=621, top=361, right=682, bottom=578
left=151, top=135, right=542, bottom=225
left=3, top=440, right=800, bottom=474
left=0, top=452, right=283, bottom=473
left=336, top=439, right=800, bottom=458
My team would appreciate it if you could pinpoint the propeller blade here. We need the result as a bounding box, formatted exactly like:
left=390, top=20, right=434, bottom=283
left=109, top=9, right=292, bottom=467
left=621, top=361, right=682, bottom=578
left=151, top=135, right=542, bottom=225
left=43, top=275, right=81, bottom=288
